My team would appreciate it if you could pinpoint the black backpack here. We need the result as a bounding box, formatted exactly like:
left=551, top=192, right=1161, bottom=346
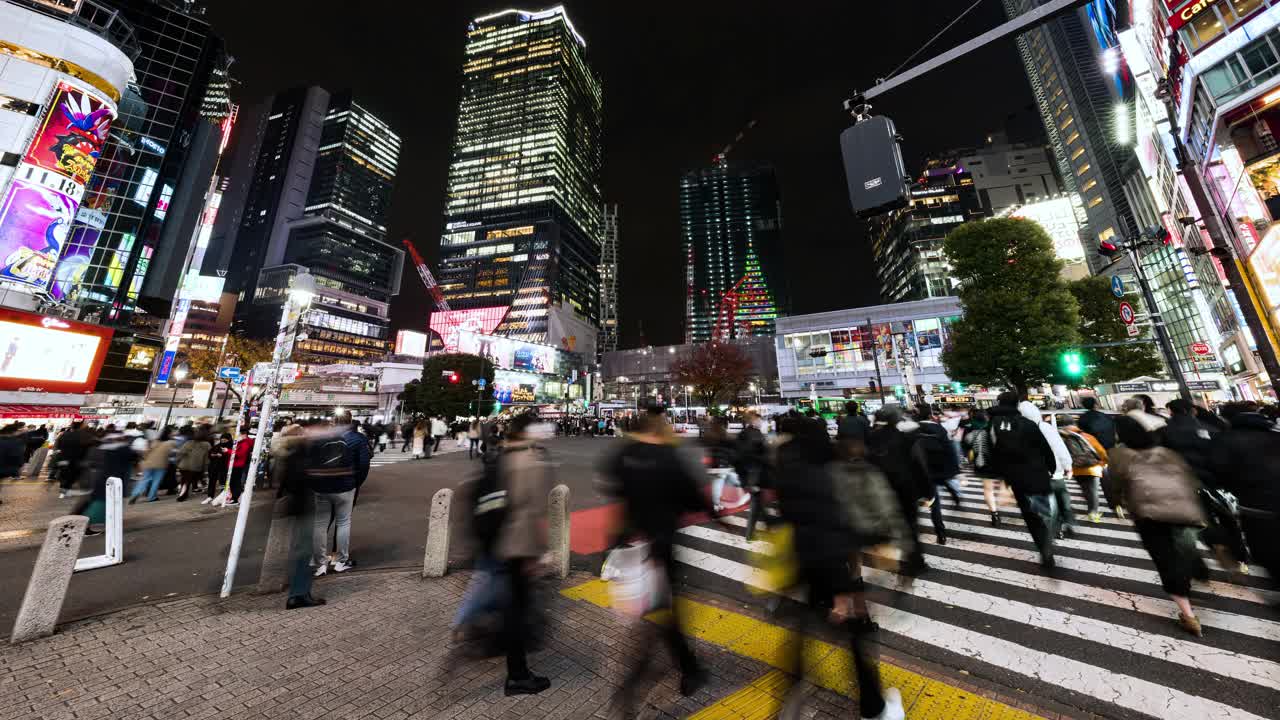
left=471, top=450, right=508, bottom=554
left=305, top=435, right=354, bottom=483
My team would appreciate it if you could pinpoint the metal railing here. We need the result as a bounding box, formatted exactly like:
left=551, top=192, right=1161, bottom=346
left=4, top=0, right=141, bottom=62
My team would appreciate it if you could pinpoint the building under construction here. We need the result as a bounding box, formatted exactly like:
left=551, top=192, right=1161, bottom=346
left=679, top=162, right=785, bottom=343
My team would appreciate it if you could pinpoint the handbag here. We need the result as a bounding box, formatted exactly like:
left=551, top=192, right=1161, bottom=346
left=747, top=524, right=797, bottom=596
left=604, top=542, right=667, bottom=617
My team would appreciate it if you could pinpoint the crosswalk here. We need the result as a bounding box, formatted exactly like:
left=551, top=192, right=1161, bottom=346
left=668, top=474, right=1280, bottom=720
left=368, top=443, right=468, bottom=468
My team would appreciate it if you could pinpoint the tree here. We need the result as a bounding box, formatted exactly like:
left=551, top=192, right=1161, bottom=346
left=942, top=218, right=1080, bottom=397
left=180, top=335, right=274, bottom=382
left=1068, top=276, right=1163, bottom=383
left=672, top=341, right=755, bottom=412
left=404, top=353, right=495, bottom=419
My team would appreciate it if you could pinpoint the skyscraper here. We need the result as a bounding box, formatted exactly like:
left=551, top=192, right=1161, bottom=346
left=212, top=86, right=403, bottom=365
left=1003, top=0, right=1135, bottom=274
left=598, top=203, right=619, bottom=355
left=436, top=6, right=603, bottom=344
left=680, top=163, right=785, bottom=344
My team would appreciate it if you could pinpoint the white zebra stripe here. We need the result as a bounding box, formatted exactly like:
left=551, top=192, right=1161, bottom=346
left=670, top=541, right=1274, bottom=720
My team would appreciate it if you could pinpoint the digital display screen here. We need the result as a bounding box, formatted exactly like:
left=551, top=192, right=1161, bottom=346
left=428, top=306, right=508, bottom=352
left=0, top=308, right=113, bottom=393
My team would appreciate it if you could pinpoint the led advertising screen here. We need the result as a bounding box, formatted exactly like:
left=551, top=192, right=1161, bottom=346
left=428, top=306, right=508, bottom=351
left=0, top=178, right=76, bottom=290
left=22, top=81, right=116, bottom=187
left=0, top=307, right=113, bottom=393
left=394, top=330, right=428, bottom=358
left=457, top=331, right=557, bottom=374
left=1003, top=196, right=1088, bottom=263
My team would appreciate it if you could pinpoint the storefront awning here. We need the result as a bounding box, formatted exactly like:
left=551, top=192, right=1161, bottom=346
left=0, top=404, right=84, bottom=419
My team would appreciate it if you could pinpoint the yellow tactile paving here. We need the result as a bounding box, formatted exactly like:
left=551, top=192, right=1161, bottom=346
left=560, top=578, right=1051, bottom=720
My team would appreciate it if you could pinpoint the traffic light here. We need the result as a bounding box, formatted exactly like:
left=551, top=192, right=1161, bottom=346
left=893, top=384, right=905, bottom=397
left=449, top=372, right=460, bottom=384
left=951, top=381, right=964, bottom=393
left=1060, top=351, right=1085, bottom=378
left=1098, top=239, right=1122, bottom=258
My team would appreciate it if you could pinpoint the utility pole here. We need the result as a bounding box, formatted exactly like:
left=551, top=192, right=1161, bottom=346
left=1154, top=74, right=1280, bottom=390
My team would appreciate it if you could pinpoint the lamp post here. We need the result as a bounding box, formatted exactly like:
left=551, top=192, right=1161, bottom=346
left=162, top=363, right=189, bottom=429
left=221, top=270, right=316, bottom=598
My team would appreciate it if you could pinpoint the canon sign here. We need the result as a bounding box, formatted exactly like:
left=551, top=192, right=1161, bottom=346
left=1167, top=0, right=1223, bottom=31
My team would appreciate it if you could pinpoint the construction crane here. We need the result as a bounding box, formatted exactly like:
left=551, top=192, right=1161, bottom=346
left=402, top=238, right=450, bottom=312
left=711, top=274, right=747, bottom=342
left=713, top=119, right=757, bottom=167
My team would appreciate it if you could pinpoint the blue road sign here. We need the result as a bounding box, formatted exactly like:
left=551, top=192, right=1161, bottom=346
left=1111, top=275, right=1125, bottom=299
left=477, top=378, right=487, bottom=389
left=217, top=366, right=242, bottom=380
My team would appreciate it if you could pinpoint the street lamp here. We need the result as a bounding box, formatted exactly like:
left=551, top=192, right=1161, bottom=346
left=162, top=362, right=189, bottom=429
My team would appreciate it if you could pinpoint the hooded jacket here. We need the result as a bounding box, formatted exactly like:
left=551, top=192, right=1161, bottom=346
left=987, top=405, right=1055, bottom=495
left=1163, top=414, right=1215, bottom=488
left=1018, top=402, right=1072, bottom=478
left=867, top=418, right=930, bottom=500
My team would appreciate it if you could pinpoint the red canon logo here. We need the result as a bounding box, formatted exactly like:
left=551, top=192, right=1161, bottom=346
left=40, top=317, right=71, bottom=329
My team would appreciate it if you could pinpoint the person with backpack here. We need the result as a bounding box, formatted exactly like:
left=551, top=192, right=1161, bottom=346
left=1111, top=414, right=1207, bottom=636
left=866, top=405, right=930, bottom=575
left=492, top=414, right=553, bottom=696
left=962, top=409, right=1007, bottom=525
left=597, top=402, right=725, bottom=712
left=1020, top=402, right=1075, bottom=539
left=309, top=414, right=371, bottom=576
left=1057, top=416, right=1108, bottom=524
left=912, top=405, right=962, bottom=546
left=987, top=393, right=1059, bottom=570
left=774, top=415, right=905, bottom=720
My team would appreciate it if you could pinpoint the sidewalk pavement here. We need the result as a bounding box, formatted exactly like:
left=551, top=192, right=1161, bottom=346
left=0, top=568, right=1078, bottom=720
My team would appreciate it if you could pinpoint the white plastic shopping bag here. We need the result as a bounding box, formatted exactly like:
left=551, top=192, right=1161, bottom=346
left=604, top=542, right=666, bottom=617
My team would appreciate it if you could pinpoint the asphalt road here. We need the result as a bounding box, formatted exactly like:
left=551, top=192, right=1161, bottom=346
left=0, top=436, right=619, bottom=636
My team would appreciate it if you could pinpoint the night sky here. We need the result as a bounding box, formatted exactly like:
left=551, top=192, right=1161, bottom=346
left=203, top=1, right=1044, bottom=348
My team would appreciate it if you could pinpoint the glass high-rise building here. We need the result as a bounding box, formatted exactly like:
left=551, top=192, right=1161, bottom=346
left=437, top=6, right=603, bottom=343
left=211, top=86, right=403, bottom=365
left=598, top=203, right=620, bottom=356
left=680, top=163, right=785, bottom=344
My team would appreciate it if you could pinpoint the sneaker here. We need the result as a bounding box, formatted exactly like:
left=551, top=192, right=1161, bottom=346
left=225, top=501, right=238, bottom=507
left=58, top=491, right=66, bottom=499
left=84, top=528, right=103, bottom=537
left=286, top=594, right=326, bottom=610
left=863, top=687, right=904, bottom=720
left=990, top=512, right=1001, bottom=527
left=333, top=560, right=354, bottom=573
left=1115, top=506, right=1127, bottom=520
left=1087, top=511, right=1103, bottom=523
left=200, top=497, right=212, bottom=505
left=725, top=491, right=752, bottom=511
left=314, top=564, right=328, bottom=577
left=504, top=675, right=550, bottom=696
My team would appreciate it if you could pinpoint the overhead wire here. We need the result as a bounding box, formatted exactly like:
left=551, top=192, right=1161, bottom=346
left=882, top=0, right=987, bottom=81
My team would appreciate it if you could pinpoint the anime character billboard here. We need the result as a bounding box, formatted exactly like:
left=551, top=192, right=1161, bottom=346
left=21, top=81, right=116, bottom=186
left=0, top=179, right=76, bottom=291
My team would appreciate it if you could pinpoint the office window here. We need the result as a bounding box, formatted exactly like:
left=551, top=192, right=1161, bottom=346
left=1082, top=178, right=1098, bottom=192
left=1071, top=146, right=1086, bottom=161
left=1077, top=163, right=1091, bottom=176
left=1088, top=196, right=1104, bottom=208
left=1065, top=130, right=1080, bottom=144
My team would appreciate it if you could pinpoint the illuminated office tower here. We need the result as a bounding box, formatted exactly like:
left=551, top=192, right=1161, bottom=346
left=213, top=87, right=403, bottom=364
left=598, top=203, right=619, bottom=355
left=437, top=6, right=604, bottom=343
left=681, top=163, right=785, bottom=344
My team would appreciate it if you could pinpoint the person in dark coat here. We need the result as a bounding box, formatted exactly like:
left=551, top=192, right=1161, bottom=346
left=986, top=392, right=1059, bottom=570
left=1163, top=400, right=1215, bottom=487
left=1210, top=405, right=1280, bottom=593
left=73, top=427, right=137, bottom=536
left=0, top=424, right=26, bottom=481
left=54, top=422, right=96, bottom=498
left=912, top=405, right=962, bottom=546
left=281, top=424, right=323, bottom=609
left=866, top=405, right=929, bottom=574
left=837, top=400, right=871, bottom=446
left=23, top=424, right=47, bottom=464
left=772, top=415, right=904, bottom=720
left=735, top=410, right=772, bottom=540
left=1076, top=396, right=1116, bottom=450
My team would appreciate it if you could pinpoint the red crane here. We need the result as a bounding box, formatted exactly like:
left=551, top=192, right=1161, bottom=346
left=402, top=239, right=450, bottom=312
left=712, top=274, right=747, bottom=342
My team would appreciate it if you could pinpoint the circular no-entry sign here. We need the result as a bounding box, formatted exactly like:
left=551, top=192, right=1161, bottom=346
left=1119, top=302, right=1136, bottom=325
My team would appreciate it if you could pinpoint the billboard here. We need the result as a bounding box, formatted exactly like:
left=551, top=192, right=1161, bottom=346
left=0, top=178, right=76, bottom=290
left=428, top=306, right=508, bottom=351
left=1249, top=225, right=1280, bottom=314
left=1002, top=195, right=1088, bottom=263
left=395, top=330, right=428, bottom=358
left=457, top=331, right=557, bottom=375
left=49, top=225, right=99, bottom=301
left=0, top=308, right=112, bottom=393
left=22, top=82, right=116, bottom=187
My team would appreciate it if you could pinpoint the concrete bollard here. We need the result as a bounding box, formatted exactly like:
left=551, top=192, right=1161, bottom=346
left=256, top=497, right=295, bottom=594
left=12, top=515, right=88, bottom=643
left=548, top=484, right=570, bottom=580
left=423, top=488, right=452, bottom=578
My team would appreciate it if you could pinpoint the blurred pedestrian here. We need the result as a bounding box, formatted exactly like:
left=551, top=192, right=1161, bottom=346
left=23, top=423, right=47, bottom=464
left=735, top=410, right=771, bottom=540
left=962, top=409, right=1006, bottom=525
left=1020, top=402, right=1074, bottom=539
left=228, top=428, right=254, bottom=506
left=74, top=426, right=138, bottom=536
left=0, top=424, right=26, bottom=484
left=912, top=405, right=961, bottom=546
left=866, top=405, right=930, bottom=574
left=130, top=428, right=174, bottom=504
left=1210, top=404, right=1280, bottom=592
left=1111, top=414, right=1206, bottom=636
left=837, top=400, right=870, bottom=447
left=431, top=416, right=447, bottom=454
left=54, top=421, right=96, bottom=499
left=468, top=418, right=483, bottom=459
left=204, top=432, right=232, bottom=504
left=773, top=415, right=904, bottom=720
left=1077, top=396, right=1116, bottom=450
left=174, top=426, right=211, bottom=502
left=1057, top=416, right=1108, bottom=523
left=597, top=403, right=720, bottom=711
left=400, top=418, right=414, bottom=452
left=987, top=393, right=1059, bottom=571
left=492, top=414, right=553, bottom=696
left=282, top=424, right=324, bottom=609
left=412, top=419, right=428, bottom=459
left=703, top=416, right=747, bottom=513
left=270, top=422, right=303, bottom=490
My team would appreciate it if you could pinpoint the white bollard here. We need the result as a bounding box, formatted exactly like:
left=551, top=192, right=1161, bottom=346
left=423, top=488, right=452, bottom=578
left=74, top=477, right=122, bottom=572
left=548, top=484, right=570, bottom=580
left=12, top=515, right=88, bottom=643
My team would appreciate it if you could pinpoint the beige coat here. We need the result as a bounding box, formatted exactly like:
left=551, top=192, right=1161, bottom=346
left=1110, top=446, right=1205, bottom=526
left=494, top=441, right=551, bottom=561
left=140, top=440, right=175, bottom=471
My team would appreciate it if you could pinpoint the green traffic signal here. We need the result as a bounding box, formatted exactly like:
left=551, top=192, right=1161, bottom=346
left=1061, top=351, right=1085, bottom=378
